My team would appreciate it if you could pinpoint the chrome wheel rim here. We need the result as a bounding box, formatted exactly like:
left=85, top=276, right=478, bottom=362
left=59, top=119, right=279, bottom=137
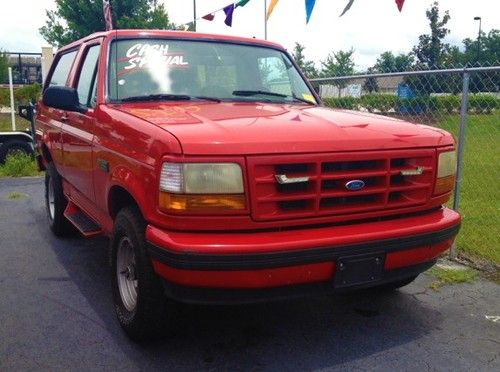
left=117, top=236, right=138, bottom=312
left=47, top=177, right=55, bottom=220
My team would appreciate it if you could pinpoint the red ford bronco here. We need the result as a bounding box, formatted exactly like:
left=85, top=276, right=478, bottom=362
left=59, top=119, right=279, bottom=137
left=36, top=30, right=460, bottom=340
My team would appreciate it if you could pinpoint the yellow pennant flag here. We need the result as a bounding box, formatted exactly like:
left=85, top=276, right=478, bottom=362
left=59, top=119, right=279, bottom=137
left=266, top=0, right=280, bottom=20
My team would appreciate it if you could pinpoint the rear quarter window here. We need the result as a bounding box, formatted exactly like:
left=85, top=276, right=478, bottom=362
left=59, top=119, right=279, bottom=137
left=47, top=50, right=78, bottom=88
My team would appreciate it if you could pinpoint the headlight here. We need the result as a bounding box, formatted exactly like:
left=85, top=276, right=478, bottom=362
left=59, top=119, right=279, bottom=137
left=159, top=162, right=245, bottom=212
left=434, top=150, right=456, bottom=195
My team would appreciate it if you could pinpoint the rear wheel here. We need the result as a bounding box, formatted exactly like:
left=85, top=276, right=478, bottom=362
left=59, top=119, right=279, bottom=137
left=110, top=206, right=173, bottom=342
left=45, top=162, right=74, bottom=236
left=0, top=139, right=33, bottom=164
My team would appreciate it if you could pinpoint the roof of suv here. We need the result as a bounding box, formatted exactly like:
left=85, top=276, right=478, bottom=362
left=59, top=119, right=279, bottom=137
left=58, top=29, right=284, bottom=53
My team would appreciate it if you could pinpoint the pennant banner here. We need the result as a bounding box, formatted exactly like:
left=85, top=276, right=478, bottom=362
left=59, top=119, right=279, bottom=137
left=223, top=4, right=235, bottom=27
left=396, top=0, right=405, bottom=12
left=236, top=0, right=251, bottom=7
left=187, top=0, right=406, bottom=33
left=340, top=0, right=355, bottom=17
left=266, top=0, right=280, bottom=20
left=202, top=13, right=215, bottom=21
left=305, top=0, right=316, bottom=23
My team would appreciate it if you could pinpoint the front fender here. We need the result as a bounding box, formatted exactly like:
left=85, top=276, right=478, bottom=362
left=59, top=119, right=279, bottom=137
left=107, top=164, right=155, bottom=221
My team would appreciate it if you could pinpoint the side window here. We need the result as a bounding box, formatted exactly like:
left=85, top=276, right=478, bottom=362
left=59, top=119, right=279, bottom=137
left=76, top=45, right=100, bottom=107
left=48, top=50, right=78, bottom=87
left=257, top=57, right=292, bottom=95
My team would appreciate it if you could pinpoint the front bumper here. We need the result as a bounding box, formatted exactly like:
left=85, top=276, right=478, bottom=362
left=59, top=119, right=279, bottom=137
left=146, top=207, right=460, bottom=302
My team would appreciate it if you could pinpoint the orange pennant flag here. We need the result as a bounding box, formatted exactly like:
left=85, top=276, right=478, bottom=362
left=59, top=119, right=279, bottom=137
left=266, top=0, right=280, bottom=20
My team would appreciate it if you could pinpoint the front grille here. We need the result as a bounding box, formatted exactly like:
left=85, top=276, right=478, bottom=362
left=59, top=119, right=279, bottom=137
left=248, top=149, right=435, bottom=221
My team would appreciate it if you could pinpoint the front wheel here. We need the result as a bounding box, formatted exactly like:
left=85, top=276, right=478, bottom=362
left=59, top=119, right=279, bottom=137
left=110, top=206, right=173, bottom=342
left=45, top=162, right=74, bottom=236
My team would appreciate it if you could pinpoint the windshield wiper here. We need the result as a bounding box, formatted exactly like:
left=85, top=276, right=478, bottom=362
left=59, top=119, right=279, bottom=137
left=194, top=96, right=222, bottom=103
left=232, top=90, right=288, bottom=98
left=232, top=90, right=316, bottom=105
left=121, top=94, right=192, bottom=102
left=121, top=94, right=222, bottom=103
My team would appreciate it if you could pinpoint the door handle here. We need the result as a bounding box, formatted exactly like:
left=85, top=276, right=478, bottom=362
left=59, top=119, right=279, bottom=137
left=61, top=115, right=68, bottom=122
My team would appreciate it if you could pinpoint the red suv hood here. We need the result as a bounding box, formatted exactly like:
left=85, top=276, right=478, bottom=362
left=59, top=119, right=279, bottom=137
left=115, top=102, right=453, bottom=155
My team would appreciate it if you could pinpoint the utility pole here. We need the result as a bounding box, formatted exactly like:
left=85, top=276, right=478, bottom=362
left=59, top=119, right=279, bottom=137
left=473, top=16, right=482, bottom=63
left=264, top=0, right=268, bottom=40
left=193, top=0, right=197, bottom=31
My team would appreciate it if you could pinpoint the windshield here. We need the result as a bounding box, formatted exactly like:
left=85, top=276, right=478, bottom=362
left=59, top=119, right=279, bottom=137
left=108, top=39, right=317, bottom=104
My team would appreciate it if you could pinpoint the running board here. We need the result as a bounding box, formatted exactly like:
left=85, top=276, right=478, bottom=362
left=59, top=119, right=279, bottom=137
left=64, top=202, right=103, bottom=237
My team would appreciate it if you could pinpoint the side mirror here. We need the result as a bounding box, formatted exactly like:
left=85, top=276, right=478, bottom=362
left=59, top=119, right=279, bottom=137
left=18, top=105, right=34, bottom=122
left=42, top=86, right=85, bottom=113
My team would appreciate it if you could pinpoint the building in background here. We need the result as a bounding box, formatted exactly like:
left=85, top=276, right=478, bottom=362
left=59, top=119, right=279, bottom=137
left=1, top=52, right=42, bottom=85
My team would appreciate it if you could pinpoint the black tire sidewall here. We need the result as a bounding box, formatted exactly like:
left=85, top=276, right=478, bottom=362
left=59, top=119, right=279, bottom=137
left=45, top=162, right=72, bottom=236
left=110, top=206, right=168, bottom=341
left=110, top=212, right=140, bottom=325
left=0, top=139, right=33, bottom=164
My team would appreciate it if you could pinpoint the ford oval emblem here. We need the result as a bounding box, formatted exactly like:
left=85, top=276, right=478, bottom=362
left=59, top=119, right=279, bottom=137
left=345, top=180, right=365, bottom=191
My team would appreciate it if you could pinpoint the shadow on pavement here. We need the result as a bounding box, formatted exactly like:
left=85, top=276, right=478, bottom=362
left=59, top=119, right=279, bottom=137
left=48, top=228, right=442, bottom=370
left=2, top=178, right=443, bottom=370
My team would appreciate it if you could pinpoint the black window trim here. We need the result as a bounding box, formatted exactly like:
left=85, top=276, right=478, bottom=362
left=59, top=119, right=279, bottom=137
left=75, top=42, right=102, bottom=108
left=104, top=36, right=321, bottom=105
left=43, top=48, right=80, bottom=92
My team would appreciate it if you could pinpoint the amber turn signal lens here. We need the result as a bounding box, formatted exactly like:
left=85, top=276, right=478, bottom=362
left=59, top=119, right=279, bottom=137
left=159, top=192, right=246, bottom=212
left=434, top=175, right=455, bottom=195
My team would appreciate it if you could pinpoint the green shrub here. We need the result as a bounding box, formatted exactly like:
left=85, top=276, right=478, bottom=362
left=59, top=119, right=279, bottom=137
left=323, top=96, right=360, bottom=110
left=468, top=94, right=498, bottom=114
left=14, top=83, right=41, bottom=105
left=0, top=152, right=40, bottom=177
left=433, top=95, right=461, bottom=114
left=360, top=94, right=397, bottom=113
left=0, top=87, right=9, bottom=106
left=322, top=94, right=499, bottom=116
left=0, top=83, right=41, bottom=107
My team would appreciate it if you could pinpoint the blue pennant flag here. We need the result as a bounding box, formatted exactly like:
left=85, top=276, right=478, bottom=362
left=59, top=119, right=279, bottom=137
left=305, top=0, right=316, bottom=23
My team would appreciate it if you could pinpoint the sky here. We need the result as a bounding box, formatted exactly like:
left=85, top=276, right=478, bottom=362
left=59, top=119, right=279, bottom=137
left=0, top=0, right=498, bottom=70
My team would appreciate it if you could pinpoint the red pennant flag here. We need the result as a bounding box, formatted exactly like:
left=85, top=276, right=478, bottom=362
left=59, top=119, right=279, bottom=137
left=202, top=13, right=215, bottom=21
left=395, top=0, right=405, bottom=12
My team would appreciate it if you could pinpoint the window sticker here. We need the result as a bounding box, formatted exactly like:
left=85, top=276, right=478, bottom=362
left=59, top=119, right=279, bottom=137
left=302, top=93, right=315, bottom=103
left=119, top=43, right=189, bottom=74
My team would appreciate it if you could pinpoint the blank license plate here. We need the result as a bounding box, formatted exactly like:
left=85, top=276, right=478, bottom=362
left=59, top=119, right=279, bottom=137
left=335, top=253, right=385, bottom=288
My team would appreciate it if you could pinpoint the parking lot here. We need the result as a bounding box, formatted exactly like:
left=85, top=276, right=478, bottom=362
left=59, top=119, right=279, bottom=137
left=0, top=177, right=499, bottom=371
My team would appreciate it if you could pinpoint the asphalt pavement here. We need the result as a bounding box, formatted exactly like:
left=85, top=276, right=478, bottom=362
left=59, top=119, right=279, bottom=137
left=0, top=177, right=499, bottom=371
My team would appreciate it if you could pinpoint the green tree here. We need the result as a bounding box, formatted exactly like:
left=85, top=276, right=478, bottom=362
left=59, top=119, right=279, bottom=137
left=407, top=1, right=464, bottom=95
left=462, top=30, right=500, bottom=92
left=412, top=1, right=451, bottom=68
left=320, top=49, right=355, bottom=97
left=462, top=29, right=500, bottom=66
left=292, top=43, right=318, bottom=79
left=320, top=49, right=355, bottom=77
left=374, top=51, right=414, bottom=72
left=363, top=67, right=379, bottom=93
left=0, top=50, right=8, bottom=83
left=40, top=0, right=172, bottom=47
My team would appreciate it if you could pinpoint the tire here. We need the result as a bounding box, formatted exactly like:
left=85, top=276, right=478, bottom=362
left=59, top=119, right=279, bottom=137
left=373, top=275, right=418, bottom=292
left=45, top=162, right=74, bottom=237
left=0, top=139, right=33, bottom=164
left=110, top=206, right=172, bottom=342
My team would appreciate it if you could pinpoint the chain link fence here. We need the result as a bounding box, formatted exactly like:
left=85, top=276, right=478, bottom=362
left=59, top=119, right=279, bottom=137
left=310, top=65, right=500, bottom=266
